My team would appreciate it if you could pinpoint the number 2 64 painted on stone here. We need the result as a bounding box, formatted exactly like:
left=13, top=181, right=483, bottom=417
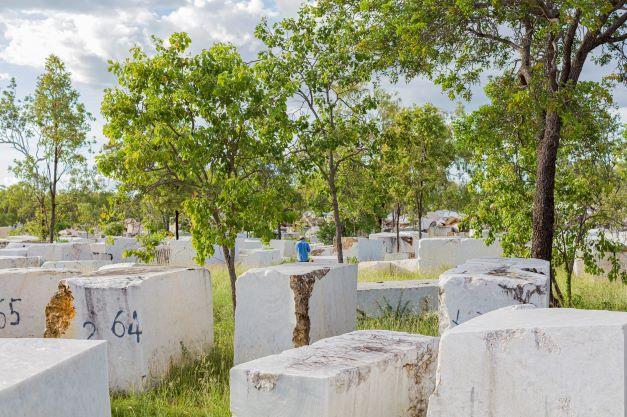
left=83, top=309, right=143, bottom=343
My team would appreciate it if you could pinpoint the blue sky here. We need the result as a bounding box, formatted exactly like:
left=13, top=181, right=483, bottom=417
left=0, top=0, right=625, bottom=185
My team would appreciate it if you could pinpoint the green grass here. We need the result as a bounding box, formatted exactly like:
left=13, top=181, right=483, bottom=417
left=357, top=267, right=444, bottom=283
left=111, top=264, right=625, bottom=416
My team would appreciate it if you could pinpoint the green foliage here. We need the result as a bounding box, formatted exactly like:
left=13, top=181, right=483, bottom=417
left=317, top=220, right=337, bottom=245
left=124, top=231, right=168, bottom=264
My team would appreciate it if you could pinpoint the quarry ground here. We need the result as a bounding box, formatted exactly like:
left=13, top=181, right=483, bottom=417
left=110, top=266, right=627, bottom=417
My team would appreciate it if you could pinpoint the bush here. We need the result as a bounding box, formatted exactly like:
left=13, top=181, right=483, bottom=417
left=317, top=220, right=336, bottom=245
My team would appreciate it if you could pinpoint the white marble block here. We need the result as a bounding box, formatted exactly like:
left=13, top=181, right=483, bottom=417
left=427, top=307, right=627, bottom=417
left=234, top=263, right=357, bottom=364
left=0, top=268, right=80, bottom=338
left=42, top=260, right=112, bottom=273
left=45, top=266, right=213, bottom=392
left=239, top=249, right=282, bottom=268
left=25, top=242, right=94, bottom=262
left=92, top=237, right=138, bottom=262
left=336, top=237, right=384, bottom=261
left=438, top=258, right=550, bottom=332
left=154, top=238, right=237, bottom=267
left=269, top=239, right=297, bottom=258
left=414, top=238, right=503, bottom=272
left=357, top=280, right=439, bottom=318
left=0, top=256, right=42, bottom=269
left=0, top=338, right=111, bottom=417
left=231, top=330, right=439, bottom=417
left=369, top=232, right=416, bottom=254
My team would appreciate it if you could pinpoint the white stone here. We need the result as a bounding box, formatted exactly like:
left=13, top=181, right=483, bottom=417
left=0, top=338, right=111, bottom=417
left=0, top=256, right=42, bottom=269
left=358, top=260, right=396, bottom=273
left=427, top=307, right=627, bottom=417
left=0, top=268, right=80, bottom=338
left=393, top=258, right=421, bottom=273
left=384, top=252, right=411, bottom=261
left=239, top=249, right=282, bottom=268
left=357, top=280, right=439, bottom=318
left=236, top=238, right=263, bottom=250
left=154, top=237, right=237, bottom=267
left=42, top=260, right=112, bottom=273
left=414, top=238, right=503, bottom=273
left=269, top=239, right=297, bottom=258
left=336, top=237, right=384, bottom=261
left=231, top=330, right=439, bottom=417
left=310, top=255, right=338, bottom=263
left=97, top=262, right=141, bottom=271
left=310, top=244, right=333, bottom=256
left=45, top=266, right=214, bottom=392
left=369, top=232, right=416, bottom=254
left=438, top=258, right=550, bottom=332
left=234, top=262, right=357, bottom=364
left=92, top=237, right=138, bottom=262
left=23, top=242, right=94, bottom=262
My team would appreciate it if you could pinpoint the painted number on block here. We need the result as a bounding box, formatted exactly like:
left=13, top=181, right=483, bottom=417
left=82, top=309, right=142, bottom=343
left=0, top=298, right=21, bottom=329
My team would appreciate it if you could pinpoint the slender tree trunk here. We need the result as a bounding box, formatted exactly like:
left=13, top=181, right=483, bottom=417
left=329, top=154, right=343, bottom=263
left=417, top=189, right=424, bottom=240
left=175, top=210, right=180, bottom=240
left=223, top=245, right=238, bottom=315
left=49, top=154, right=59, bottom=243
left=395, top=202, right=401, bottom=252
left=277, top=222, right=282, bottom=240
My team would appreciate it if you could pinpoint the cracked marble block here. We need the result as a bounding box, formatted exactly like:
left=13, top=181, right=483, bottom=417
left=0, top=338, right=111, bottom=417
left=234, top=263, right=357, bottom=364
left=42, top=260, right=112, bottom=273
left=0, top=268, right=80, bottom=338
left=427, top=307, right=627, bottom=417
left=0, top=256, right=42, bottom=269
left=357, top=280, right=439, bottom=318
left=231, top=330, right=439, bottom=417
left=438, top=258, right=550, bottom=332
left=414, top=238, right=503, bottom=273
left=44, top=266, right=213, bottom=392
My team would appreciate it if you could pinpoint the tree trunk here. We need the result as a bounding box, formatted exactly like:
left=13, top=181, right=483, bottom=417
left=395, top=203, right=401, bottom=252
left=329, top=154, right=343, bottom=263
left=49, top=155, right=59, bottom=243
left=175, top=210, right=180, bottom=240
left=417, top=189, right=424, bottom=240
left=223, top=245, right=238, bottom=315
left=277, top=222, right=282, bottom=240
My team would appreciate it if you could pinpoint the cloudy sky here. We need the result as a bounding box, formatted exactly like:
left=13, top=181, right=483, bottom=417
left=0, top=0, right=625, bottom=185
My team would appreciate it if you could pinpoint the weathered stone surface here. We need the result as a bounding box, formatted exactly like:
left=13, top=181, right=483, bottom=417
left=42, top=260, right=112, bottom=273
left=357, top=280, right=439, bottom=318
left=0, top=242, right=93, bottom=262
left=0, top=268, right=80, bottom=338
left=234, top=263, right=357, bottom=364
left=438, top=258, right=550, bottom=333
left=97, top=262, right=141, bottom=271
left=335, top=237, right=384, bottom=262
left=45, top=266, right=213, bottom=392
left=0, top=338, right=110, bottom=417
left=236, top=238, right=263, bottom=250
left=369, top=232, right=416, bottom=254
left=239, top=249, right=282, bottom=268
left=91, top=237, right=138, bottom=263
left=231, top=330, right=439, bottom=417
left=0, top=256, right=42, bottom=269
left=269, top=239, right=297, bottom=258
left=153, top=237, right=237, bottom=267
left=427, top=307, right=627, bottom=417
left=414, top=238, right=503, bottom=273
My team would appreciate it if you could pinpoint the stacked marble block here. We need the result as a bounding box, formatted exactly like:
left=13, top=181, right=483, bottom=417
left=234, top=262, right=357, bottom=364
left=414, top=238, right=503, bottom=273
left=427, top=306, right=627, bottom=417
left=42, top=260, right=112, bottom=273
left=0, top=338, right=111, bottom=417
left=334, top=237, right=384, bottom=262
left=438, top=257, right=550, bottom=332
left=357, top=280, right=439, bottom=318
left=231, top=331, right=439, bottom=417
left=0, top=256, right=42, bottom=269
left=0, top=268, right=81, bottom=337
left=45, top=266, right=214, bottom=392
left=0, top=242, right=94, bottom=261
left=268, top=239, right=297, bottom=259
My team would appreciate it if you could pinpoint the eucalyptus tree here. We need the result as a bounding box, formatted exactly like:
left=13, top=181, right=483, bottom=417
left=98, top=33, right=290, bottom=310
left=256, top=4, right=378, bottom=262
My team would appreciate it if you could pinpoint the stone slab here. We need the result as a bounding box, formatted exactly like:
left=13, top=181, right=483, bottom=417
left=42, top=260, right=112, bottom=273
left=234, top=262, right=357, bottom=364
left=0, top=256, right=43, bottom=269
left=231, top=330, right=439, bottom=417
left=0, top=268, right=80, bottom=338
left=369, top=232, right=416, bottom=254
left=414, top=238, right=503, bottom=273
left=427, top=307, right=627, bottom=417
left=336, top=237, right=384, bottom=262
left=357, top=280, right=439, bottom=318
left=239, top=249, right=282, bottom=268
left=45, top=266, right=213, bottom=392
left=438, top=258, right=550, bottom=332
left=0, top=338, right=110, bottom=417
left=269, top=239, right=297, bottom=258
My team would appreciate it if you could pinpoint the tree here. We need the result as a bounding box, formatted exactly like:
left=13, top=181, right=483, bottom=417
left=0, top=56, right=93, bottom=241
left=98, top=33, right=290, bottom=310
left=381, top=104, right=454, bottom=247
left=323, top=0, right=627, bottom=266
left=456, top=77, right=625, bottom=305
left=256, top=4, right=378, bottom=262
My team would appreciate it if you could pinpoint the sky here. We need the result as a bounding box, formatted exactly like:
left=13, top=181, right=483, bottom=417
left=0, top=0, right=625, bottom=186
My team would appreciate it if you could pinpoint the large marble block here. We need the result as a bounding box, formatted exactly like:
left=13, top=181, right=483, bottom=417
left=414, top=238, right=503, bottom=272
left=439, top=258, right=550, bottom=332
left=42, top=260, right=112, bottom=273
left=0, top=338, right=111, bottom=417
left=0, top=256, right=42, bottom=269
left=154, top=238, right=237, bottom=267
left=269, top=239, right=297, bottom=258
left=92, top=237, right=139, bottom=262
left=0, top=268, right=80, bottom=338
left=231, top=330, right=439, bottom=417
left=234, top=263, right=357, bottom=364
left=45, top=266, right=213, bottom=392
left=24, top=242, right=94, bottom=262
left=239, top=249, right=281, bottom=268
left=427, top=307, right=627, bottom=417
left=369, top=232, right=415, bottom=254
left=357, top=280, right=439, bottom=318
left=335, top=237, right=384, bottom=261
